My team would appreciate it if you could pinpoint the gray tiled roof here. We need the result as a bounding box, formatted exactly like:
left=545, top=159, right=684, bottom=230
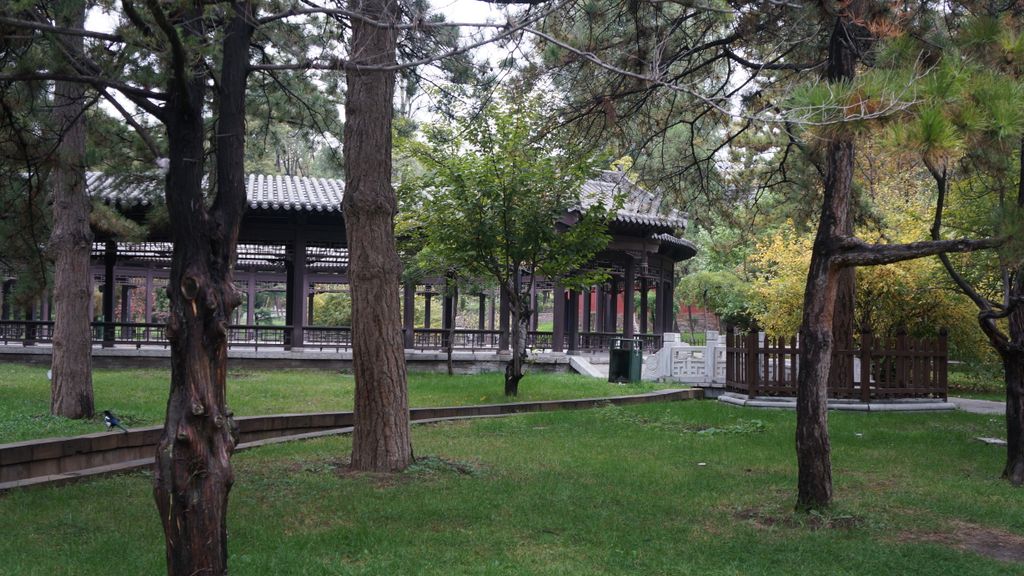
left=87, top=172, right=162, bottom=208
left=88, top=170, right=683, bottom=227
left=580, top=170, right=686, bottom=230
left=87, top=172, right=344, bottom=212
left=246, top=174, right=343, bottom=212
left=652, top=233, right=697, bottom=258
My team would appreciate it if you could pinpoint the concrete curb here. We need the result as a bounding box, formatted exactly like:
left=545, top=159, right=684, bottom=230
left=0, top=388, right=701, bottom=492
left=718, top=392, right=955, bottom=412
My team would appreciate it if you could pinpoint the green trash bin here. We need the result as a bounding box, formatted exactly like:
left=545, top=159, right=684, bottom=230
left=608, top=338, right=643, bottom=383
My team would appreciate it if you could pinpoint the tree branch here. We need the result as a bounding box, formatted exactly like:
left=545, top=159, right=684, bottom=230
left=831, top=236, right=1003, bottom=267
left=98, top=89, right=162, bottom=160
left=0, top=72, right=167, bottom=102
left=723, top=47, right=823, bottom=72
left=0, top=15, right=124, bottom=42
left=252, top=0, right=562, bottom=73
left=928, top=167, right=1004, bottom=312
left=143, top=0, right=189, bottom=101
left=121, top=0, right=154, bottom=37
left=258, top=4, right=508, bottom=29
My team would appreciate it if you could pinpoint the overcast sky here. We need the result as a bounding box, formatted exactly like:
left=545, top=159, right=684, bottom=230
left=85, top=0, right=516, bottom=128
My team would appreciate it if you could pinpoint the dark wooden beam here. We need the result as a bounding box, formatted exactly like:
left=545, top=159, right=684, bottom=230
left=552, top=283, right=565, bottom=352
left=402, top=283, right=415, bottom=348
left=102, top=240, right=116, bottom=347
left=623, top=259, right=635, bottom=338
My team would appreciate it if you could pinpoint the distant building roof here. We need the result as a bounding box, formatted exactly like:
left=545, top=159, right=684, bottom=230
left=88, top=170, right=685, bottom=227
left=580, top=170, right=687, bottom=230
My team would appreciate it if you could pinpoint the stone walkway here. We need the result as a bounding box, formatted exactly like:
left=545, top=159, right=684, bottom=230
left=951, top=397, right=1005, bottom=415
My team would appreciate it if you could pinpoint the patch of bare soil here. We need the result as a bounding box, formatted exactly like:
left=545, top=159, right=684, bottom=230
left=733, top=507, right=863, bottom=531
left=900, top=521, right=1024, bottom=564
left=321, top=455, right=483, bottom=488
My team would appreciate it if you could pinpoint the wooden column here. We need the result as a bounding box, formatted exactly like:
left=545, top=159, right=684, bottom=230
left=608, top=277, right=619, bottom=333
left=567, top=290, right=580, bottom=354
left=120, top=284, right=134, bottom=340
left=623, top=259, right=636, bottom=338
left=1, top=279, right=11, bottom=320
left=87, top=275, right=94, bottom=322
left=530, top=285, right=538, bottom=331
left=478, top=293, right=486, bottom=330
left=246, top=273, right=256, bottom=326
left=552, top=283, right=565, bottom=352
left=102, top=240, right=116, bottom=347
left=286, top=234, right=307, bottom=349
left=403, top=282, right=415, bottom=348
left=41, top=289, right=50, bottom=322
left=143, top=271, right=154, bottom=341
left=307, top=286, right=316, bottom=326
left=653, top=280, right=665, bottom=335
left=595, top=285, right=606, bottom=332
left=423, top=289, right=432, bottom=329
left=639, top=277, right=649, bottom=334
left=119, top=285, right=131, bottom=321
left=498, top=287, right=510, bottom=351
left=582, top=287, right=592, bottom=333
left=662, top=280, right=674, bottom=333
left=285, top=264, right=294, bottom=342
left=23, top=297, right=36, bottom=346
left=144, top=270, right=154, bottom=324
left=442, top=276, right=456, bottom=350
left=488, top=289, right=496, bottom=330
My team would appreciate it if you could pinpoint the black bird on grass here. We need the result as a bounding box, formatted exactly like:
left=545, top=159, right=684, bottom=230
left=103, top=410, right=129, bottom=434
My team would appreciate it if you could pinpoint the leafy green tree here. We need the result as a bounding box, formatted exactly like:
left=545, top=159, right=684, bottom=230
left=313, top=291, right=352, bottom=326
left=404, top=96, right=614, bottom=396
left=676, top=271, right=756, bottom=331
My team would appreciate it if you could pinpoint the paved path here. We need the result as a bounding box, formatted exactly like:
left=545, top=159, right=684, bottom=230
left=951, top=397, right=1005, bottom=415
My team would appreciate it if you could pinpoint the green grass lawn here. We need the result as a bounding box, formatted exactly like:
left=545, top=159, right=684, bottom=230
left=0, top=399, right=1020, bottom=575
left=0, top=363, right=669, bottom=443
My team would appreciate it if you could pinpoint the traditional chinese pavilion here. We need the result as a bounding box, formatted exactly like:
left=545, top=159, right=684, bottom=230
left=1, top=169, right=695, bottom=354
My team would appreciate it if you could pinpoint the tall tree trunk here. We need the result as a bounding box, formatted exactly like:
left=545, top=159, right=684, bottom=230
left=795, top=5, right=866, bottom=510
left=795, top=136, right=848, bottom=510
left=1004, top=343, right=1024, bottom=485
left=344, top=0, right=413, bottom=473
left=1004, top=144, right=1024, bottom=485
left=153, top=4, right=252, bottom=574
left=48, top=0, right=93, bottom=420
left=501, top=278, right=532, bottom=393
left=503, top=282, right=530, bottom=397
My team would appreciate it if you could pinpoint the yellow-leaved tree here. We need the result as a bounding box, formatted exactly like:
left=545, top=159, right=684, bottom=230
left=749, top=201, right=994, bottom=364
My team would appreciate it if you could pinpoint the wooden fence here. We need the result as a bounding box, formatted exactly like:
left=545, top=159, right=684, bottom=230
left=725, top=330, right=948, bottom=400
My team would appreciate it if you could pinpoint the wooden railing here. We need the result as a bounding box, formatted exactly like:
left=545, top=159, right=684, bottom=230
left=0, top=319, right=668, bottom=355
left=1, top=320, right=53, bottom=346
left=409, top=328, right=502, bottom=351
left=227, top=325, right=290, bottom=350
left=725, top=330, right=948, bottom=400
left=304, top=326, right=352, bottom=351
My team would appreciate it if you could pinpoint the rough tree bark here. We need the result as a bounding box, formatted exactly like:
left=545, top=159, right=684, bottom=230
left=344, top=0, right=414, bottom=472
left=503, top=281, right=531, bottom=397
left=1004, top=148, right=1024, bottom=485
left=1004, top=330, right=1024, bottom=485
left=48, top=0, right=94, bottom=420
left=795, top=3, right=867, bottom=510
left=152, top=3, right=252, bottom=574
